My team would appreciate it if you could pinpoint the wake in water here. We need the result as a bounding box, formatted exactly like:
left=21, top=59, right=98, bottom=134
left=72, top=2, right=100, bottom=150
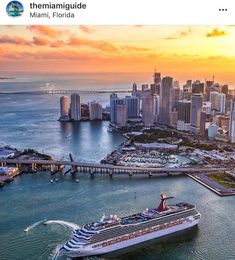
left=46, top=220, right=80, bottom=260
left=44, top=220, right=80, bottom=230
left=24, top=219, right=46, bottom=232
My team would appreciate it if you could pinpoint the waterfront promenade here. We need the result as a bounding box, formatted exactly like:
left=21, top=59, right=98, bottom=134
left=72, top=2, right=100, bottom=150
left=0, top=158, right=229, bottom=176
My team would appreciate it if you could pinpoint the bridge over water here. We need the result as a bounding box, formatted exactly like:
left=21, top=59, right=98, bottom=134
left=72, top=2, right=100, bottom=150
left=0, top=158, right=227, bottom=177
left=0, top=90, right=131, bottom=95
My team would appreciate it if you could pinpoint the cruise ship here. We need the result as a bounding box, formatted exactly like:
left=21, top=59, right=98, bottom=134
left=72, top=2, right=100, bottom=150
left=59, top=194, right=201, bottom=257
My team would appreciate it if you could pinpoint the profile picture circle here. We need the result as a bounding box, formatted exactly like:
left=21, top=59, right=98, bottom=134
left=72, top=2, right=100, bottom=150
left=6, top=1, right=24, bottom=17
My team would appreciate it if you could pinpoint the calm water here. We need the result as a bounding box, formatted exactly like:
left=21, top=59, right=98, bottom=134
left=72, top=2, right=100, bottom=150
left=0, top=75, right=234, bottom=260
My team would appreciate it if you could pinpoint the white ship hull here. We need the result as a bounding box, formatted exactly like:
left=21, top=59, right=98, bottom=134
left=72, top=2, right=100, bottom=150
left=66, top=218, right=200, bottom=257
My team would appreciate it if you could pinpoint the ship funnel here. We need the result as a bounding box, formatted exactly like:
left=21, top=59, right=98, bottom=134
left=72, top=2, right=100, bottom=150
left=157, top=193, right=174, bottom=211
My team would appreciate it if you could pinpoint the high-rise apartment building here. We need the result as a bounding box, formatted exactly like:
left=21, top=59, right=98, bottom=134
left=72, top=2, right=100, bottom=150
left=125, top=96, right=140, bottom=119
left=70, top=94, right=81, bottom=121
left=116, top=104, right=127, bottom=127
left=60, top=96, right=69, bottom=120
left=192, top=80, right=204, bottom=94
left=89, top=102, right=102, bottom=120
left=229, top=98, right=235, bottom=143
left=110, top=93, right=125, bottom=124
left=141, top=89, right=154, bottom=126
left=190, top=94, right=203, bottom=133
left=159, top=76, right=173, bottom=125
left=177, top=100, right=191, bottom=131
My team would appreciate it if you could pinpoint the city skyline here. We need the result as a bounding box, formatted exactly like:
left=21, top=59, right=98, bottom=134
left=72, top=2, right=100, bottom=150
left=0, top=25, right=235, bottom=85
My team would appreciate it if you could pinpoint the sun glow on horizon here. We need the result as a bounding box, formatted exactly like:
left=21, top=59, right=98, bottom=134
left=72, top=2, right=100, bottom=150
left=0, top=25, right=235, bottom=85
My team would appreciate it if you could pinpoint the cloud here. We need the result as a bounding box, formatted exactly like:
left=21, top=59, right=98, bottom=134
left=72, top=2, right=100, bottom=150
left=79, top=25, right=95, bottom=34
left=32, top=37, right=51, bottom=46
left=27, top=25, right=65, bottom=38
left=0, top=35, right=31, bottom=45
left=120, top=45, right=150, bottom=52
left=164, top=28, right=192, bottom=40
left=69, top=36, right=118, bottom=52
left=206, top=28, right=227, bottom=37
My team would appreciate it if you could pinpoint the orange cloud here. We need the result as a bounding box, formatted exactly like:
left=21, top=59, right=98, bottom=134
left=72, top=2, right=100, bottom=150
left=69, top=36, right=118, bottom=52
left=206, top=28, right=227, bottom=37
left=0, top=34, right=31, bottom=45
left=27, top=25, right=65, bottom=38
left=32, top=37, right=51, bottom=46
left=79, top=25, right=95, bottom=34
left=165, top=28, right=192, bottom=40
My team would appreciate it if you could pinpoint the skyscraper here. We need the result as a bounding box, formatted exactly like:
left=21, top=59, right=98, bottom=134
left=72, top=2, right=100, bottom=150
left=89, top=102, right=102, bottom=120
left=177, top=100, right=191, bottom=131
left=153, top=95, right=160, bottom=123
left=205, top=80, right=214, bottom=101
left=132, top=82, right=137, bottom=92
left=192, top=80, right=204, bottom=94
left=116, top=104, right=127, bottom=127
left=141, top=89, right=154, bottom=126
left=159, top=76, right=173, bottom=125
left=153, top=71, right=161, bottom=84
left=70, top=94, right=81, bottom=121
left=125, top=95, right=140, bottom=119
left=110, top=93, right=125, bottom=124
left=60, top=96, right=69, bottom=120
left=190, top=94, right=203, bottom=133
left=229, top=98, right=235, bottom=143
left=210, top=92, right=226, bottom=113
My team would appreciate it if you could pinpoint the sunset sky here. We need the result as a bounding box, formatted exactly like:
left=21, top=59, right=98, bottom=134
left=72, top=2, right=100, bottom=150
left=0, top=25, right=235, bottom=85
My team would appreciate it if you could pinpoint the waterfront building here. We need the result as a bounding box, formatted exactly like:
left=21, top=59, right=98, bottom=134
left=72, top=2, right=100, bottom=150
left=141, top=89, right=154, bottom=126
left=116, top=104, right=127, bottom=127
left=190, top=94, right=203, bottom=134
left=60, top=96, right=70, bottom=120
left=192, top=80, right=204, bottom=94
left=177, top=99, right=191, bottom=131
left=229, top=98, right=235, bottom=143
left=89, top=102, right=102, bottom=120
left=159, top=76, right=173, bottom=125
left=81, top=104, right=90, bottom=119
left=110, top=93, right=125, bottom=124
left=70, top=94, right=81, bottom=121
left=125, top=95, right=140, bottom=119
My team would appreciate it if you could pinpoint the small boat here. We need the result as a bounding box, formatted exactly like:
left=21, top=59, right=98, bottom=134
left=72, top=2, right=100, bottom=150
left=107, top=127, right=113, bottom=132
left=24, top=226, right=31, bottom=232
left=75, top=179, right=80, bottom=183
left=50, top=179, right=53, bottom=183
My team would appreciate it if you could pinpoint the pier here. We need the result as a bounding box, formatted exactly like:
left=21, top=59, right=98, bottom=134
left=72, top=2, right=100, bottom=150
left=0, top=158, right=229, bottom=176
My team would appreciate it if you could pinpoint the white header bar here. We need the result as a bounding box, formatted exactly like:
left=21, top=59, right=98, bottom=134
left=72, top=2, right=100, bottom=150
left=0, top=0, right=235, bottom=25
